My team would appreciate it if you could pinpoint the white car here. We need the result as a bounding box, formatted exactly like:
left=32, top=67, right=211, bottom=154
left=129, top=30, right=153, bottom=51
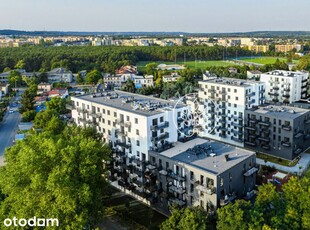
left=9, top=109, right=14, bottom=113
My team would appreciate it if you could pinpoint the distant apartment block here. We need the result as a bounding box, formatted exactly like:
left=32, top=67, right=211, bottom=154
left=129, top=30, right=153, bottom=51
left=275, top=44, right=303, bottom=53
left=246, top=45, right=269, bottom=53
left=244, top=105, right=310, bottom=160
left=162, top=73, right=182, bottom=83
left=134, top=75, right=154, bottom=89
left=47, top=68, right=73, bottom=83
left=198, top=78, right=265, bottom=147
left=260, top=70, right=309, bottom=104
left=0, top=69, right=39, bottom=83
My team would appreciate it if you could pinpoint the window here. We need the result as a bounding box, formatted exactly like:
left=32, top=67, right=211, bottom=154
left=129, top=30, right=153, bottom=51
left=97, top=107, right=100, bottom=112
left=108, top=130, right=111, bottom=135
left=114, top=112, right=117, bottom=117
left=160, top=129, right=164, bottom=133
left=102, top=128, right=105, bottom=133
left=234, top=89, right=237, bottom=93
left=190, top=171, right=194, bottom=180
left=136, top=140, right=140, bottom=146
left=228, top=88, right=231, bottom=92
left=136, top=129, right=139, bottom=135
left=135, top=118, right=138, bottom=124
left=102, top=109, right=105, bottom=114
left=126, top=116, right=130, bottom=121
left=160, top=116, right=164, bottom=122
left=102, top=118, right=105, bottom=123
left=234, top=104, right=237, bottom=108
left=107, top=110, right=110, bottom=115
left=108, top=120, right=111, bottom=125
left=136, top=151, right=140, bottom=157
left=235, top=97, right=239, bottom=101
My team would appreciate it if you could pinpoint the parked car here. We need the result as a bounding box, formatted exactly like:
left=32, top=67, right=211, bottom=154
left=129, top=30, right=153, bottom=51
left=9, top=109, right=14, bottom=113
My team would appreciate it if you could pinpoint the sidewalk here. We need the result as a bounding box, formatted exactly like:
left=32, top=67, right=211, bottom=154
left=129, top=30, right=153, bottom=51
left=257, top=152, right=310, bottom=176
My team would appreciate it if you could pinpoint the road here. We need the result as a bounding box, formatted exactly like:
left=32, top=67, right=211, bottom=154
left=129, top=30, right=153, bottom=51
left=0, top=91, right=22, bottom=165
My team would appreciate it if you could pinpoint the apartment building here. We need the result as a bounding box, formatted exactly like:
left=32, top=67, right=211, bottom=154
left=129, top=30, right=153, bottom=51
left=247, top=70, right=262, bottom=80
left=244, top=105, right=310, bottom=160
left=134, top=75, right=154, bottom=89
left=147, top=138, right=256, bottom=212
left=246, top=45, right=269, bottom=53
left=47, top=68, right=73, bottom=83
left=198, top=78, right=265, bottom=147
left=275, top=44, right=303, bottom=53
left=260, top=70, right=309, bottom=104
left=71, top=91, right=190, bottom=172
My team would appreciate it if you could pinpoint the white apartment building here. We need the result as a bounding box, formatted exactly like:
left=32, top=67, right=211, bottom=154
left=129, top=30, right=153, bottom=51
left=47, top=68, right=73, bottom=83
left=71, top=90, right=190, bottom=178
left=260, top=70, right=309, bottom=104
left=198, top=78, right=265, bottom=147
left=134, top=75, right=154, bottom=88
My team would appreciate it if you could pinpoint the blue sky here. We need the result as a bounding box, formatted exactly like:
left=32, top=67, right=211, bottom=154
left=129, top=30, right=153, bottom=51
left=1, top=0, right=309, bottom=32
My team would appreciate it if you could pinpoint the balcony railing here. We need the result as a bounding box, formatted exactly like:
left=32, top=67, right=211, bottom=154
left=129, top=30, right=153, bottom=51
left=282, top=125, right=292, bottom=131
left=151, top=132, right=169, bottom=142
left=245, top=141, right=256, bottom=146
left=304, top=119, right=310, bottom=124
left=168, top=171, right=186, bottom=181
left=243, top=167, right=258, bottom=176
left=169, top=185, right=186, bottom=194
left=258, top=121, right=270, bottom=126
left=261, top=144, right=270, bottom=150
left=281, top=141, right=291, bottom=148
left=220, top=193, right=237, bottom=206
left=283, top=88, right=290, bottom=92
left=245, top=126, right=256, bottom=131
left=115, top=140, right=131, bottom=149
left=196, top=184, right=216, bottom=195
left=258, top=136, right=270, bottom=142
left=150, top=121, right=169, bottom=131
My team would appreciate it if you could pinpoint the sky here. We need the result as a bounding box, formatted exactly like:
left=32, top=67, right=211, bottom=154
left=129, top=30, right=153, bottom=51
left=1, top=0, right=310, bottom=33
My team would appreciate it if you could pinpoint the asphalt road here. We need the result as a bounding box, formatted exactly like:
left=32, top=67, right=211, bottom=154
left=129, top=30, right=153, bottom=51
left=0, top=109, right=21, bottom=156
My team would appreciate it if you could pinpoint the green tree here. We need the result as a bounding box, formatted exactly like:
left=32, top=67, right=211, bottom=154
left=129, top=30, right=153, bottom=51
left=21, top=110, right=36, bottom=122
left=145, top=62, right=157, bottom=75
left=161, top=206, right=210, bottom=230
left=0, top=124, right=111, bottom=229
left=76, top=73, right=85, bottom=84
left=46, top=97, right=67, bottom=115
left=14, top=60, right=26, bottom=69
left=7, top=70, right=22, bottom=87
left=85, top=69, right=102, bottom=84
left=19, top=89, right=36, bottom=113
left=217, top=200, right=252, bottom=230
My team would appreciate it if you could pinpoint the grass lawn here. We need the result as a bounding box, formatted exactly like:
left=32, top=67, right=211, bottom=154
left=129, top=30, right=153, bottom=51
left=256, top=152, right=298, bottom=167
left=136, top=60, right=232, bottom=72
left=239, top=57, right=298, bottom=65
left=103, top=190, right=167, bottom=230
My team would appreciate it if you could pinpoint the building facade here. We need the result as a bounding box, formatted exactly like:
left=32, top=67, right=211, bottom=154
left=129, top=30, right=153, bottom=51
left=47, top=68, right=73, bottom=83
left=198, top=78, right=265, bottom=147
left=260, top=70, right=309, bottom=104
left=244, top=105, right=310, bottom=160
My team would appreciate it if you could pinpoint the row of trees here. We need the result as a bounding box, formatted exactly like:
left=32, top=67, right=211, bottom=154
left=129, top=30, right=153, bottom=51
left=0, top=45, right=253, bottom=73
left=0, top=97, right=112, bottom=229
left=161, top=175, right=310, bottom=230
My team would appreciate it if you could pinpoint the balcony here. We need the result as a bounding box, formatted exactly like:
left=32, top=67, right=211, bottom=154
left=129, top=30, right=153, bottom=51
left=282, top=94, right=290, bottom=98
left=220, top=193, right=237, bottom=206
left=232, top=122, right=243, bottom=128
left=261, top=144, right=270, bottom=150
left=283, top=88, right=290, bottom=92
left=258, top=121, right=270, bottom=127
left=219, top=119, right=226, bottom=124
left=302, top=78, right=307, bottom=83
left=208, top=89, right=216, bottom=93
left=168, top=171, right=186, bottom=181
left=116, top=119, right=125, bottom=125
left=246, top=92, right=255, bottom=97
left=115, top=129, right=125, bottom=136
left=196, top=185, right=216, bottom=195
left=115, top=140, right=131, bottom=149
left=245, top=126, right=256, bottom=131
left=150, top=142, right=173, bottom=153
left=231, top=115, right=243, bottom=121
left=169, top=185, right=186, bottom=194
left=281, top=141, right=291, bottom=148
left=208, top=103, right=216, bottom=107
left=258, top=136, right=270, bottom=142
left=282, top=125, right=292, bottom=131
left=294, top=132, right=303, bottom=139
left=272, top=98, right=279, bottom=103
left=169, top=198, right=186, bottom=207
left=151, top=132, right=169, bottom=142
left=273, top=86, right=279, bottom=90
left=150, top=121, right=169, bottom=131
left=245, top=141, right=256, bottom=146
left=268, top=92, right=279, bottom=96
left=262, top=129, right=270, bottom=135
left=243, top=167, right=258, bottom=177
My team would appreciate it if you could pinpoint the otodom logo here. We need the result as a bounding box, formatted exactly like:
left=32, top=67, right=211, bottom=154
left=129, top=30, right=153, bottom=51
left=173, top=93, right=216, bottom=137
left=3, top=217, right=59, bottom=227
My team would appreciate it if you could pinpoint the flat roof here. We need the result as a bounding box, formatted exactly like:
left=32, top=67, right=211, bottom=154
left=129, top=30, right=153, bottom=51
left=247, top=104, right=309, bottom=119
left=262, top=70, right=308, bottom=77
left=158, top=138, right=255, bottom=175
left=72, top=90, right=186, bottom=117
left=199, top=77, right=263, bottom=88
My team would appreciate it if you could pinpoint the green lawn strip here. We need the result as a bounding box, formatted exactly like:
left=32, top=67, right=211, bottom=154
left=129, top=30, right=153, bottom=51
left=256, top=152, right=298, bottom=167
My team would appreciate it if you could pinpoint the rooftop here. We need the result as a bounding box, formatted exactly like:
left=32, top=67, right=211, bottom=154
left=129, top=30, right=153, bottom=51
left=262, top=70, right=308, bottom=77
left=248, top=104, right=310, bottom=119
left=71, top=90, right=186, bottom=116
left=199, top=77, right=263, bottom=88
left=158, top=138, right=255, bottom=175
